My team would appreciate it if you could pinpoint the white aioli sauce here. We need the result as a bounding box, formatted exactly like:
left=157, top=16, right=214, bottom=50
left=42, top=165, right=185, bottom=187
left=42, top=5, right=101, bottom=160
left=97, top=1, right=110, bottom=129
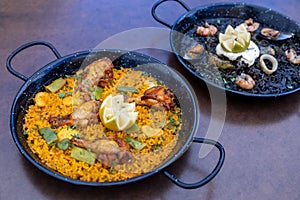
left=216, top=41, right=260, bottom=66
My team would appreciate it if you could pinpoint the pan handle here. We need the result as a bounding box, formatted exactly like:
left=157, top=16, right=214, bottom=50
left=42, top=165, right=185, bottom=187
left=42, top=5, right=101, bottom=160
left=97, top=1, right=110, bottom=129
left=6, top=40, right=62, bottom=82
left=162, top=137, right=225, bottom=189
left=151, top=0, right=190, bottom=28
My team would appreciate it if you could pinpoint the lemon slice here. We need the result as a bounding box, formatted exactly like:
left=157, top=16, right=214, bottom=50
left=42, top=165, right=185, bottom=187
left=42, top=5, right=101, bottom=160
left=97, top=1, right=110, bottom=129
left=219, top=24, right=251, bottom=53
left=99, top=94, right=138, bottom=131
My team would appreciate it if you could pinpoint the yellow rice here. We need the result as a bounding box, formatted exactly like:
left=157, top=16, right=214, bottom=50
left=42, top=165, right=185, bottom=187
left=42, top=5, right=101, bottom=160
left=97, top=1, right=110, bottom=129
left=23, top=67, right=181, bottom=182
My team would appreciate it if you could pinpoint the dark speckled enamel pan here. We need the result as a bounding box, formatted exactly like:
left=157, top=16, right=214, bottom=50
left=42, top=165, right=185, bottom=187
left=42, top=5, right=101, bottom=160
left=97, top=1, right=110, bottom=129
left=152, top=0, right=300, bottom=97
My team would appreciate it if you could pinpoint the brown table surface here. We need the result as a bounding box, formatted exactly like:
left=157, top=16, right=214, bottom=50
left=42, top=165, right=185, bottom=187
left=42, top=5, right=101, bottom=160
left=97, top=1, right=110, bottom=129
left=1, top=0, right=299, bottom=199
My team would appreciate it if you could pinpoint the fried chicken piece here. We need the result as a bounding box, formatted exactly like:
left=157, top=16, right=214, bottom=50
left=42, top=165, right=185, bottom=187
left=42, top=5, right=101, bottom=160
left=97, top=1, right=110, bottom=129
left=70, top=137, right=132, bottom=166
left=71, top=100, right=100, bottom=127
left=49, top=114, right=73, bottom=127
left=48, top=100, right=100, bottom=128
left=77, top=57, right=114, bottom=93
left=140, top=86, right=175, bottom=110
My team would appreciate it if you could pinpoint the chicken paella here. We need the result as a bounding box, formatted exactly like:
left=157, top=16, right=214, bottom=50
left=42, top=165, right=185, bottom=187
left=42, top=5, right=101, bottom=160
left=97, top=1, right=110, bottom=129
left=23, top=57, right=182, bottom=182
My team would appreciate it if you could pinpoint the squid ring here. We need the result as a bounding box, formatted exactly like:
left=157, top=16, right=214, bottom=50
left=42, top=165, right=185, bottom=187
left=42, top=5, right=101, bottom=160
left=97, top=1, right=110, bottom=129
left=259, top=54, right=278, bottom=75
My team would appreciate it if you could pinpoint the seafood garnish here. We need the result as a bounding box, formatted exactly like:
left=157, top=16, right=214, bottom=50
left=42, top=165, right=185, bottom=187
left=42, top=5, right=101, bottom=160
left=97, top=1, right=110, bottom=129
left=259, top=54, right=278, bottom=74
left=259, top=28, right=294, bottom=40
left=196, top=22, right=218, bottom=37
left=243, top=18, right=260, bottom=32
left=70, top=137, right=131, bottom=167
left=285, top=48, right=300, bottom=64
left=235, top=73, right=255, bottom=90
left=184, top=44, right=205, bottom=59
left=261, top=28, right=280, bottom=39
left=208, top=54, right=234, bottom=70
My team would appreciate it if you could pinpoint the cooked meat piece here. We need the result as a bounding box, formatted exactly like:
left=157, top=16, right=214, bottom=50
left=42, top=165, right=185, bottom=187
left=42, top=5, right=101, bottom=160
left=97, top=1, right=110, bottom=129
left=70, top=137, right=132, bottom=166
left=49, top=114, right=73, bottom=127
left=72, top=100, right=100, bottom=127
left=140, top=86, right=175, bottom=110
left=77, top=57, right=114, bottom=93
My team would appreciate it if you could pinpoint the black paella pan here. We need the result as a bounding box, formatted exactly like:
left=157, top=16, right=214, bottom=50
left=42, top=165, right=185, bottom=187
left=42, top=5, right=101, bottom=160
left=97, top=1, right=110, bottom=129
left=152, top=0, right=300, bottom=97
left=6, top=41, right=225, bottom=189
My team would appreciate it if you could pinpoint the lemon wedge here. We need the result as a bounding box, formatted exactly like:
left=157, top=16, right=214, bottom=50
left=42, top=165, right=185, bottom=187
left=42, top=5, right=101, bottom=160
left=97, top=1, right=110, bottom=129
left=99, top=94, right=138, bottom=131
left=219, top=24, right=251, bottom=53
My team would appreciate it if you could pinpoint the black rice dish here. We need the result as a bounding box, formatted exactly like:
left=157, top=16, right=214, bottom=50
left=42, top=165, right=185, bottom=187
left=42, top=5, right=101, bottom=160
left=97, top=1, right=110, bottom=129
left=174, top=18, right=300, bottom=95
